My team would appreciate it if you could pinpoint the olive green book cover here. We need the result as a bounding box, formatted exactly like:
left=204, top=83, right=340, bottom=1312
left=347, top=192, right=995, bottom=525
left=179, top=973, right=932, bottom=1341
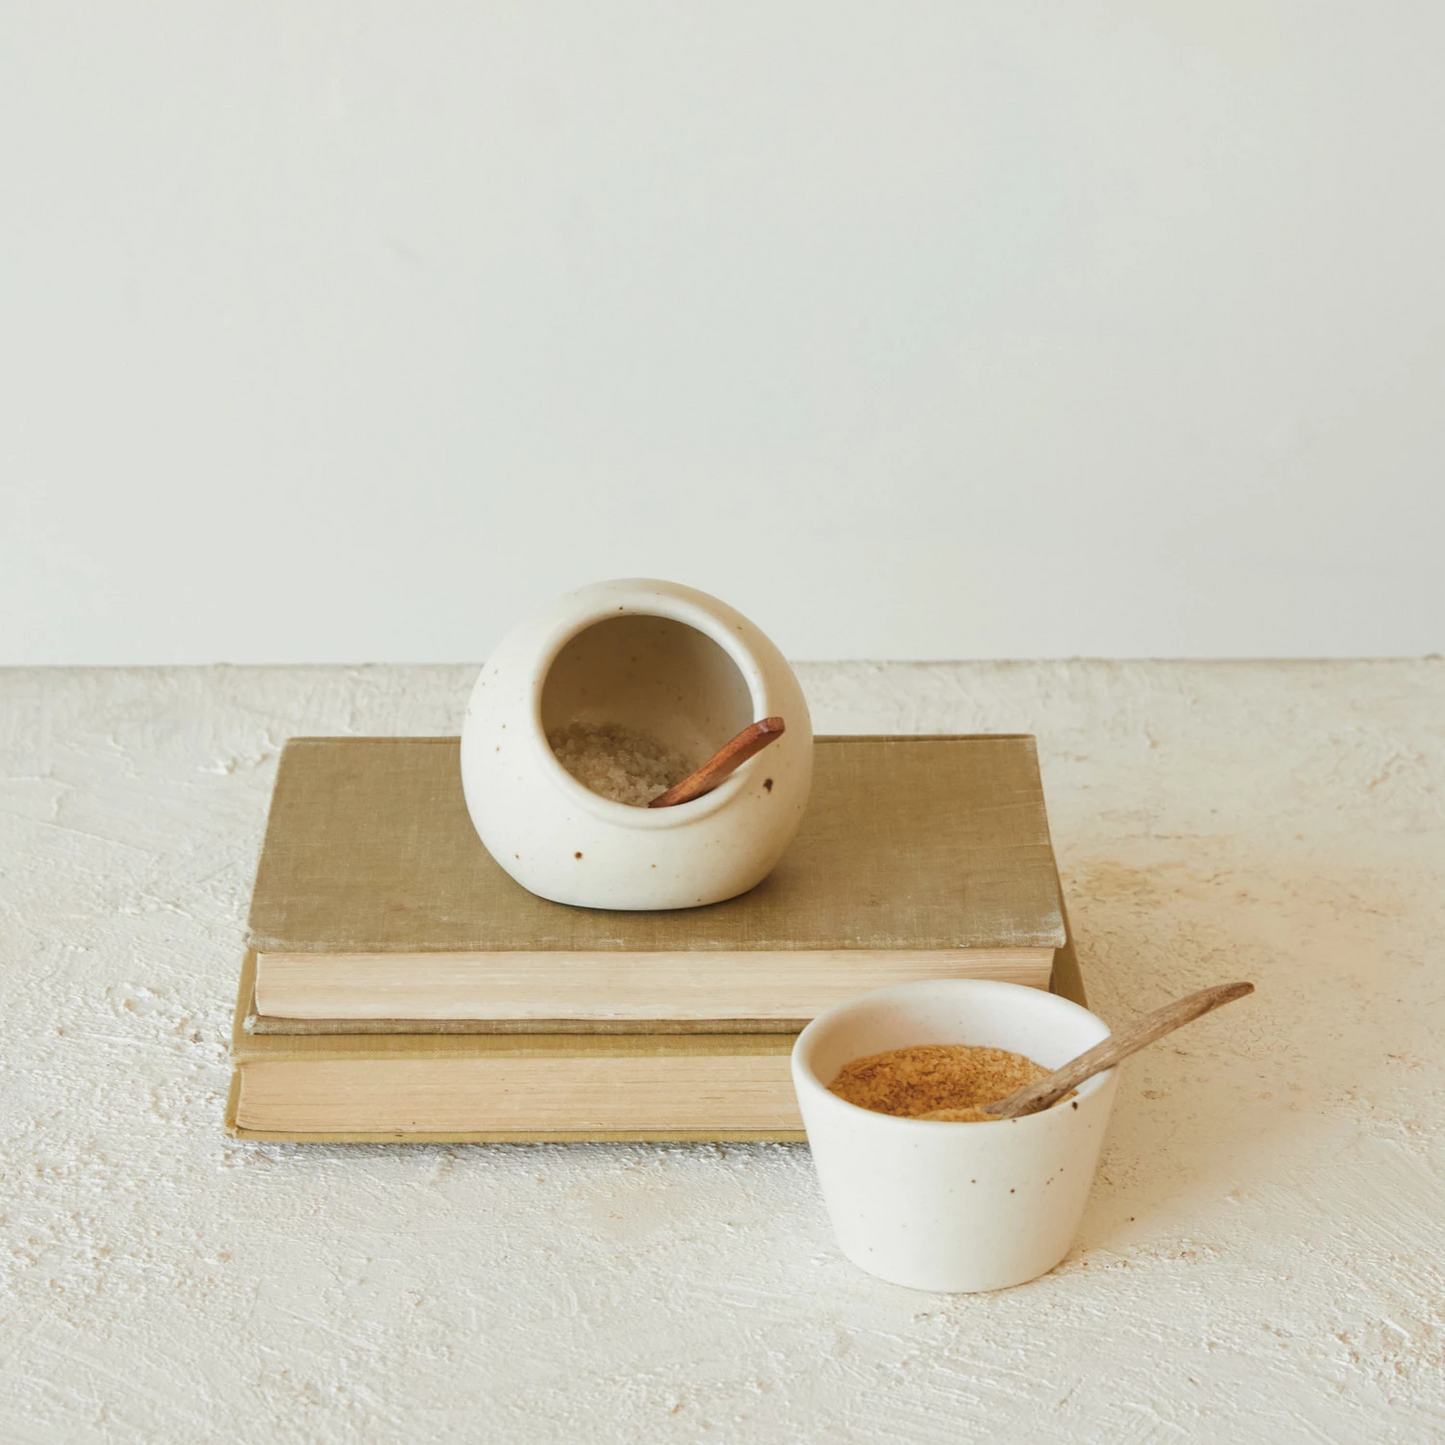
left=246, top=735, right=1069, bottom=1029
left=249, top=734, right=1067, bottom=955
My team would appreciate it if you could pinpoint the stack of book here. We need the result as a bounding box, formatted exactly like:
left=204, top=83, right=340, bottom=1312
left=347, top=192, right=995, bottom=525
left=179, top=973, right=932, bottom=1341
left=226, top=734, right=1084, bottom=1142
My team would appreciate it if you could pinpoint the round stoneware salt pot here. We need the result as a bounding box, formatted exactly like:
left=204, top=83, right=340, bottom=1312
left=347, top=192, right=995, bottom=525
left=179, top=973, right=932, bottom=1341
left=460, top=578, right=813, bottom=910
left=792, top=979, right=1118, bottom=1293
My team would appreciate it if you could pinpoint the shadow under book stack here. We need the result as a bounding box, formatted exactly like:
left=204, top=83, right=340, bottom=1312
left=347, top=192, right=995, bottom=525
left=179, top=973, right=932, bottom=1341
left=226, top=735, right=1086, bottom=1143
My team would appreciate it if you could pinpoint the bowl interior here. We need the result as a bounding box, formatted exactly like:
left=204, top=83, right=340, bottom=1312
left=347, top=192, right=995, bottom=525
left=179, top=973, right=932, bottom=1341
left=798, top=981, right=1112, bottom=1093
left=540, top=614, right=754, bottom=768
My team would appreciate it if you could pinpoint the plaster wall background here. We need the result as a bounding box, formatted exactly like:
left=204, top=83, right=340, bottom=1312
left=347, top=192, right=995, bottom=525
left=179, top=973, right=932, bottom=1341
left=3, top=4, right=1444, bottom=664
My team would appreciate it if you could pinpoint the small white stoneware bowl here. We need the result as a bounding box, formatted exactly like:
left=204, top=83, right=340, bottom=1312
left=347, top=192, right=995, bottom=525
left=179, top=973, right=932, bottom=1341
left=792, top=979, right=1117, bottom=1293
left=460, top=578, right=813, bottom=910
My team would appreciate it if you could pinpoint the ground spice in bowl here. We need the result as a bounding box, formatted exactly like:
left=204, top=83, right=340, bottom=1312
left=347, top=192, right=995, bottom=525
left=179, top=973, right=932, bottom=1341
left=828, top=1044, right=1057, bottom=1122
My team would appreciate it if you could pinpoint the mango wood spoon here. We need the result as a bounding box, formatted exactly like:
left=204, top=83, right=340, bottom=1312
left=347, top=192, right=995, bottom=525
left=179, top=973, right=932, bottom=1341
left=978, top=980, right=1255, bottom=1121
left=649, top=716, right=786, bottom=808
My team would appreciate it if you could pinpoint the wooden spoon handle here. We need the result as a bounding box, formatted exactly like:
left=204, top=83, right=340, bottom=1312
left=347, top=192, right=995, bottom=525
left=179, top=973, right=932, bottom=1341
left=648, top=717, right=786, bottom=809
left=986, top=980, right=1255, bottom=1120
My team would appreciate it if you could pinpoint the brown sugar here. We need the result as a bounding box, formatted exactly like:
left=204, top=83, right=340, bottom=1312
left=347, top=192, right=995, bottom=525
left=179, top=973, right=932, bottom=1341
left=828, top=1043, right=1053, bottom=1122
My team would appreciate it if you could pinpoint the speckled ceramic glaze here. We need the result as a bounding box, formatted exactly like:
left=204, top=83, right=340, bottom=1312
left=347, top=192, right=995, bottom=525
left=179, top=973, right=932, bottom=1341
left=793, top=980, right=1118, bottom=1292
left=460, top=578, right=813, bottom=910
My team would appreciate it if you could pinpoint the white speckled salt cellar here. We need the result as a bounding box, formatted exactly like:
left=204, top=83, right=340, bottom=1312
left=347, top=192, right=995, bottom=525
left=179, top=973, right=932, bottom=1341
left=793, top=979, right=1119, bottom=1293
left=460, top=578, right=813, bottom=910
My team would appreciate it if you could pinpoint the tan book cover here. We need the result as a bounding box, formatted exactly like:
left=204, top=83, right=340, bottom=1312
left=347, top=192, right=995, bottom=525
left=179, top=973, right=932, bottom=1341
left=225, top=918, right=1088, bottom=1143
left=247, top=734, right=1067, bottom=1026
left=226, top=953, right=804, bottom=1143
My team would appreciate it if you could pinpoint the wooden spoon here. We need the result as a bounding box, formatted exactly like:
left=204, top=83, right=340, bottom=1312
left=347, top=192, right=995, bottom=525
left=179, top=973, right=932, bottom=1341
left=982, top=980, right=1255, bottom=1120
left=648, top=716, right=786, bottom=808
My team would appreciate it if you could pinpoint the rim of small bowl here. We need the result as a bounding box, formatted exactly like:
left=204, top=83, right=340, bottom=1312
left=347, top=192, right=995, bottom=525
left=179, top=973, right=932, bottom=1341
left=792, top=978, right=1116, bottom=1129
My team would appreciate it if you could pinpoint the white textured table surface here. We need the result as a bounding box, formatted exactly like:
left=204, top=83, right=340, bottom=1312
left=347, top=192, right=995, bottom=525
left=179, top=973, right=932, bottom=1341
left=2, top=661, right=1442, bottom=1444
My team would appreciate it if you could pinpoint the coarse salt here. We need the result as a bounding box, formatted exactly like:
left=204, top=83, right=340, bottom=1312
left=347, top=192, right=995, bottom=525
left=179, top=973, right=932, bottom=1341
left=548, top=722, right=694, bottom=807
